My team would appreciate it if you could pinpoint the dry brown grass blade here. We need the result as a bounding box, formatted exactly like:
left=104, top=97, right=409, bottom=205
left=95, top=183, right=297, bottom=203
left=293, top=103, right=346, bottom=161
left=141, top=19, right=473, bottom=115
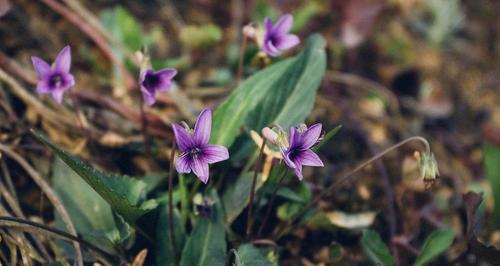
left=0, top=143, right=84, bottom=266
left=131, top=249, right=148, bottom=266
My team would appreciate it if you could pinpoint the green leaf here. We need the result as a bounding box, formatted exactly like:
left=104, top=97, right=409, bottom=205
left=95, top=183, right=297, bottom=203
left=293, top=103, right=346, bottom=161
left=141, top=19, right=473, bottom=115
left=179, top=24, right=222, bottom=50
left=292, top=2, right=320, bottom=32
left=313, top=125, right=342, bottom=151
left=361, top=229, right=395, bottom=266
left=235, top=244, right=273, bottom=266
left=222, top=172, right=257, bottom=224
left=180, top=190, right=226, bottom=266
left=484, top=143, right=500, bottom=226
left=211, top=34, right=327, bottom=147
left=33, top=131, right=157, bottom=224
left=52, top=158, right=121, bottom=255
left=413, top=229, right=454, bottom=266
left=276, top=187, right=304, bottom=203
left=156, top=205, right=187, bottom=266
left=100, top=6, right=156, bottom=51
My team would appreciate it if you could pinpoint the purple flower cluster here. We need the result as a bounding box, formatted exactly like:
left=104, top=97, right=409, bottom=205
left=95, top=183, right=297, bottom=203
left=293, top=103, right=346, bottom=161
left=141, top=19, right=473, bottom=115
left=30, top=14, right=321, bottom=184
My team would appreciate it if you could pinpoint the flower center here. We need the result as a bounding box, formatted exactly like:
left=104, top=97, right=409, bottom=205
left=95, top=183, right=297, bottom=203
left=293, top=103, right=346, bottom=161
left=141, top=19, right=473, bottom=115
left=269, top=34, right=278, bottom=45
left=287, top=148, right=301, bottom=161
left=190, top=147, right=202, bottom=157
left=142, top=73, right=160, bottom=92
left=49, top=74, right=64, bottom=89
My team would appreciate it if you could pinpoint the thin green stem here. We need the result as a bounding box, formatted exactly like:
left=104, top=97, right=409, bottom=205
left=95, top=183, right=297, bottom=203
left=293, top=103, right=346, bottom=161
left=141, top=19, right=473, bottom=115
left=168, top=142, right=179, bottom=265
left=246, top=139, right=267, bottom=238
left=273, top=136, right=431, bottom=239
left=257, top=168, right=288, bottom=237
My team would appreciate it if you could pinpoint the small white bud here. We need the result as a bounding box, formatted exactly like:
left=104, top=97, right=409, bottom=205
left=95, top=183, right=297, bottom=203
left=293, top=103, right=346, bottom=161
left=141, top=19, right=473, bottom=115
left=243, top=24, right=256, bottom=39
left=261, top=127, right=278, bottom=145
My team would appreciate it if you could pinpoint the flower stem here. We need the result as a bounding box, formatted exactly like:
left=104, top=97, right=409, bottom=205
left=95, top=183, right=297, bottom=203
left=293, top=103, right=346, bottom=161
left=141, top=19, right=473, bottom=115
left=139, top=96, right=151, bottom=155
left=273, top=136, right=431, bottom=239
left=246, top=139, right=267, bottom=238
left=236, top=35, right=248, bottom=84
left=257, top=168, right=288, bottom=237
left=168, top=141, right=179, bottom=265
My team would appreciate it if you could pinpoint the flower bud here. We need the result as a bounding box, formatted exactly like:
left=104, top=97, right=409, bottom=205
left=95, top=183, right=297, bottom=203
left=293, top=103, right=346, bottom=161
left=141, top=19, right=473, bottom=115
left=243, top=24, right=256, bottom=39
left=275, top=129, right=289, bottom=150
left=418, top=151, right=440, bottom=189
left=261, top=127, right=278, bottom=145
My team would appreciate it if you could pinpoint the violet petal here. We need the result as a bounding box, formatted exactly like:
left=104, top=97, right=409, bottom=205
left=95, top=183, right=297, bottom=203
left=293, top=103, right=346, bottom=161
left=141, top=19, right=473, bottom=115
left=54, top=46, right=71, bottom=73
left=176, top=153, right=192, bottom=174
left=273, top=14, right=293, bottom=34
left=275, top=34, right=300, bottom=50
left=299, top=150, right=324, bottom=167
left=142, top=90, right=156, bottom=106
left=282, top=150, right=297, bottom=169
left=191, top=157, right=209, bottom=183
left=264, top=40, right=281, bottom=57
left=172, top=123, right=193, bottom=151
left=36, top=80, right=51, bottom=94
left=193, top=108, right=212, bottom=145
left=202, top=144, right=229, bottom=163
left=155, top=68, right=176, bottom=91
left=264, top=17, right=273, bottom=32
left=31, top=57, right=52, bottom=79
left=51, top=89, right=65, bottom=104
left=292, top=159, right=304, bottom=180
left=301, top=123, right=322, bottom=149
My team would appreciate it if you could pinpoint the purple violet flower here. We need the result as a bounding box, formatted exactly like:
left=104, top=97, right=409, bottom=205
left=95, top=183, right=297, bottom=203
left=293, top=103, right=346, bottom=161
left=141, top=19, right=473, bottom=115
left=139, top=68, right=177, bottom=106
left=172, top=108, right=229, bottom=184
left=281, top=123, right=324, bottom=180
left=262, top=14, right=300, bottom=57
left=31, top=46, right=75, bottom=104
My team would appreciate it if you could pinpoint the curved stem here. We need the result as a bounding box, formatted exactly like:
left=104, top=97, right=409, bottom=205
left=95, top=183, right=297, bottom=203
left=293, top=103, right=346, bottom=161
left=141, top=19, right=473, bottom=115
left=246, top=139, right=267, bottom=238
left=168, top=142, right=179, bottom=265
left=273, top=136, right=431, bottom=239
left=257, top=169, right=288, bottom=237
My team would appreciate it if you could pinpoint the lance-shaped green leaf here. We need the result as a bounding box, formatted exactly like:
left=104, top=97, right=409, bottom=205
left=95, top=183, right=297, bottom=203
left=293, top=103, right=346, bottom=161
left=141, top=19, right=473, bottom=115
left=211, top=34, right=326, bottom=147
left=180, top=190, right=226, bottom=266
left=361, top=229, right=394, bottom=266
left=484, top=143, right=500, bottom=226
left=32, top=131, right=157, bottom=224
left=156, top=205, right=187, bottom=266
left=413, top=229, right=454, bottom=266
